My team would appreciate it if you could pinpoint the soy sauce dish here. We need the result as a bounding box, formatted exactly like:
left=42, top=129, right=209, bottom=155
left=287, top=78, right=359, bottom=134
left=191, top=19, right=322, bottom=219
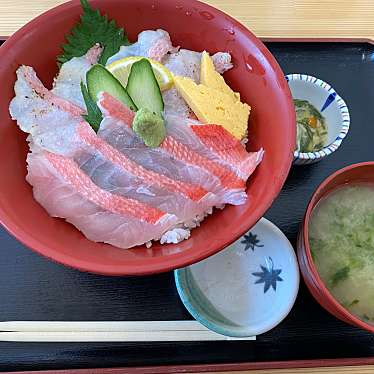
left=298, top=162, right=374, bottom=333
left=286, top=74, right=350, bottom=165
left=175, top=218, right=299, bottom=337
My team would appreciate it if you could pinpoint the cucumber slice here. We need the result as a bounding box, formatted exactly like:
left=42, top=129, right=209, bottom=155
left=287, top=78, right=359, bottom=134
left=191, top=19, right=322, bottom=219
left=126, top=59, right=164, bottom=115
left=86, top=64, right=137, bottom=111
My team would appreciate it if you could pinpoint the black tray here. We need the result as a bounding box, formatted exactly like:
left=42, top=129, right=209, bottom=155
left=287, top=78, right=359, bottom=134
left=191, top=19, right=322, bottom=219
left=1, top=42, right=374, bottom=372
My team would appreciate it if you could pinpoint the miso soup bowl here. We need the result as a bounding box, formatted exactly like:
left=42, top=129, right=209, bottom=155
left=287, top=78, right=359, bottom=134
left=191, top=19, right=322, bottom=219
left=297, top=162, right=374, bottom=333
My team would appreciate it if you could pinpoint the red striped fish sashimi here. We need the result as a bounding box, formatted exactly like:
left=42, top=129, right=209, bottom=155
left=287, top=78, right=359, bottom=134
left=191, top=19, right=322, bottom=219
left=27, top=148, right=178, bottom=248
left=9, top=27, right=263, bottom=249
left=10, top=67, right=223, bottom=244
left=98, top=93, right=263, bottom=205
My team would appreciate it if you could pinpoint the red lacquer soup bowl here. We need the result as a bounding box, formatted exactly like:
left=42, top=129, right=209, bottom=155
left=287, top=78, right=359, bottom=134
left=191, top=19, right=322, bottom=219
left=298, top=162, right=374, bottom=333
left=0, top=0, right=295, bottom=275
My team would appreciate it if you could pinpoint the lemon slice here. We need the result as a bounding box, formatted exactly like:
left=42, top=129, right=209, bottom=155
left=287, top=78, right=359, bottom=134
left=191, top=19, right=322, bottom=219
left=106, top=57, right=174, bottom=91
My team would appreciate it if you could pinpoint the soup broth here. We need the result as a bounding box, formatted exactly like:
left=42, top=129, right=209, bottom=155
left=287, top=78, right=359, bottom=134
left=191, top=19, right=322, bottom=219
left=309, top=183, right=374, bottom=324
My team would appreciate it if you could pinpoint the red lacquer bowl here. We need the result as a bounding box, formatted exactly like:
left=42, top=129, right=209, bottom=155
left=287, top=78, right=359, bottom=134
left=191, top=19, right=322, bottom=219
left=0, top=0, right=295, bottom=275
left=298, top=162, right=374, bottom=333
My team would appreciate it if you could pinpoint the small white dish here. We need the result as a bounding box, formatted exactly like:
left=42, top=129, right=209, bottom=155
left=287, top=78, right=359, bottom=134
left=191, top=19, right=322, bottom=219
left=286, top=74, right=350, bottom=165
left=174, top=218, right=299, bottom=337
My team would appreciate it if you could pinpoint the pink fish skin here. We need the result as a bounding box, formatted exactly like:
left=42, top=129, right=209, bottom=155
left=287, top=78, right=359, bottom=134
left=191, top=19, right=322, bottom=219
left=85, top=44, right=103, bottom=65
left=21, top=66, right=84, bottom=117
left=159, top=135, right=245, bottom=190
left=98, top=92, right=135, bottom=125
left=148, top=31, right=178, bottom=62
left=189, top=124, right=264, bottom=181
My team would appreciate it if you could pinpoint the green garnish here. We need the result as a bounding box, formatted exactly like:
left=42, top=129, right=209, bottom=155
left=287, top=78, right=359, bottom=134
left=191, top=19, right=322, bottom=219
left=294, top=99, right=324, bottom=122
left=349, top=299, right=360, bottom=307
left=57, top=0, right=130, bottom=66
left=329, top=266, right=350, bottom=288
left=132, top=108, right=166, bottom=148
left=80, top=82, right=103, bottom=131
left=294, top=99, right=328, bottom=152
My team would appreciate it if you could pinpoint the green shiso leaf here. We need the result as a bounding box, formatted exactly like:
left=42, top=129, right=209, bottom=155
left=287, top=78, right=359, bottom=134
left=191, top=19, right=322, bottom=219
left=80, top=81, right=103, bottom=131
left=57, top=0, right=130, bottom=66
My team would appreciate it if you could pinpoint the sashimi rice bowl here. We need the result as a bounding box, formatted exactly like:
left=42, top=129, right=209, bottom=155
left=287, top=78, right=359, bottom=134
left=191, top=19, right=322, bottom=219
left=0, top=0, right=295, bottom=274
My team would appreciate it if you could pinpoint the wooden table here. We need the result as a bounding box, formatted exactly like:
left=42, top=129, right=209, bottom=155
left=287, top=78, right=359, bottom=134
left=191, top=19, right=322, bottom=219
left=1, top=1, right=374, bottom=374
left=1, top=0, right=374, bottom=41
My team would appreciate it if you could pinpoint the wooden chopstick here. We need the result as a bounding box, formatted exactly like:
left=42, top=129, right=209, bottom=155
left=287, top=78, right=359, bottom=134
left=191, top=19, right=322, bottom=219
left=0, top=321, right=255, bottom=342
left=0, top=331, right=255, bottom=342
left=0, top=320, right=215, bottom=332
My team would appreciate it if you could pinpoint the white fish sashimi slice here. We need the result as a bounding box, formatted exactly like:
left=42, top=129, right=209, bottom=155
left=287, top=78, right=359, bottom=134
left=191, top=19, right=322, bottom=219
left=211, top=52, right=234, bottom=74
left=162, top=49, right=201, bottom=117
left=27, top=149, right=178, bottom=249
left=163, top=49, right=233, bottom=82
left=10, top=76, right=57, bottom=135
left=164, top=49, right=201, bottom=82
left=106, top=29, right=178, bottom=65
left=9, top=66, right=84, bottom=152
left=52, top=44, right=102, bottom=108
left=162, top=88, right=192, bottom=119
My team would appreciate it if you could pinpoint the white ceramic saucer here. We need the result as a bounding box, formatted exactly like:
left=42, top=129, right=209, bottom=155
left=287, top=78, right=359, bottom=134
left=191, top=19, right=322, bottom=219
left=175, top=218, right=299, bottom=337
